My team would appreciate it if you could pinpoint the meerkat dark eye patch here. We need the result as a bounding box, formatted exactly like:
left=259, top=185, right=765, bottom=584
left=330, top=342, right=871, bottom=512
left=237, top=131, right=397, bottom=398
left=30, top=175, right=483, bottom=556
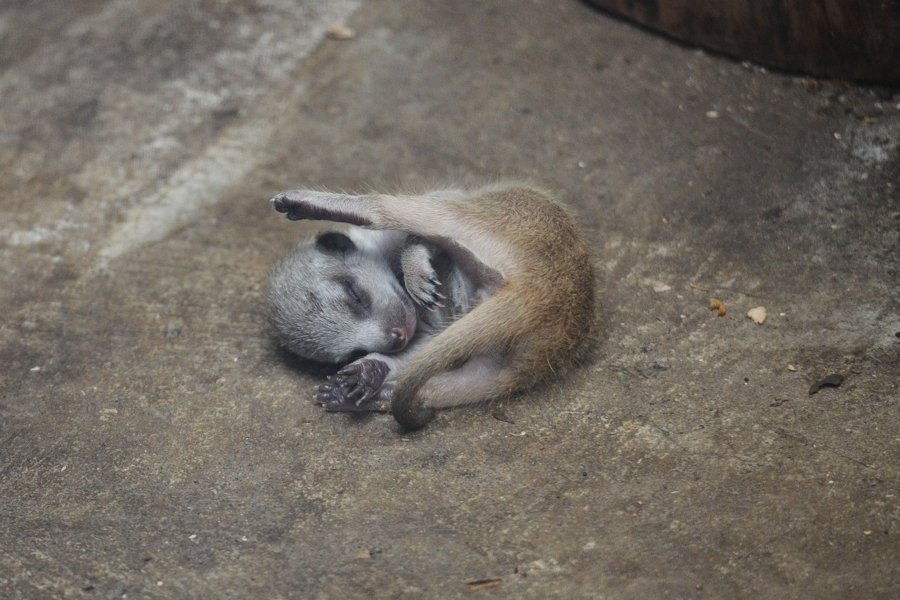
left=316, top=231, right=357, bottom=255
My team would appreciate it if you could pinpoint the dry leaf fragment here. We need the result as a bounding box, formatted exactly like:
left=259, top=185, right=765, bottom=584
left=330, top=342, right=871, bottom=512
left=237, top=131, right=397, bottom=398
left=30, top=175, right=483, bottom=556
left=747, top=306, right=767, bottom=324
left=491, top=410, right=514, bottom=424
left=808, top=373, right=845, bottom=395
left=326, top=23, right=356, bottom=40
left=787, top=364, right=797, bottom=372
left=709, top=298, right=727, bottom=316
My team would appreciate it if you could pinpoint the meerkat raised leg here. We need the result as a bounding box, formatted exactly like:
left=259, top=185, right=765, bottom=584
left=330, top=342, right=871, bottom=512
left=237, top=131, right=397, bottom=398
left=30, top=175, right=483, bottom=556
left=271, top=190, right=508, bottom=287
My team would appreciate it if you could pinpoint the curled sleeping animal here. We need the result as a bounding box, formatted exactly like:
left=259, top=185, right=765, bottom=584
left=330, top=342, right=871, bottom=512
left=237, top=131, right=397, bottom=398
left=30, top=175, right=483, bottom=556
left=266, top=184, right=595, bottom=429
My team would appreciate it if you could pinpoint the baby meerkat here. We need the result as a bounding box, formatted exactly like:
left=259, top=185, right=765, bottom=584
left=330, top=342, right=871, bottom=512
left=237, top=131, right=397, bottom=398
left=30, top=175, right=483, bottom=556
left=267, top=184, right=595, bottom=429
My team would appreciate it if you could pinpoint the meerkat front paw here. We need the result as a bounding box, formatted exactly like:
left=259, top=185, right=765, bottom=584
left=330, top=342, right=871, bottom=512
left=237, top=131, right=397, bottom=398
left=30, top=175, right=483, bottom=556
left=401, top=243, right=445, bottom=311
left=314, top=358, right=390, bottom=412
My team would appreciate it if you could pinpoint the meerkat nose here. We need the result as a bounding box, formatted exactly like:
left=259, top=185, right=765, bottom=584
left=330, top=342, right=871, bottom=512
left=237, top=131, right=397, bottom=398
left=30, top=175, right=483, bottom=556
left=390, top=327, right=408, bottom=351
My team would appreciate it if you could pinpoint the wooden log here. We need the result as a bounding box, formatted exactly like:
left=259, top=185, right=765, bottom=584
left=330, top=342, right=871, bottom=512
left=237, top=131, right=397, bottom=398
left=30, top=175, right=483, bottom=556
left=585, top=0, right=900, bottom=83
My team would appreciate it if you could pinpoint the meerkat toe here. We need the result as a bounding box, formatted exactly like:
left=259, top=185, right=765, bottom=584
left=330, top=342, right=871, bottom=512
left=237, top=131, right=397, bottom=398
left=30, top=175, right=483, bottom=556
left=269, top=191, right=314, bottom=221
left=270, top=193, right=287, bottom=210
left=407, top=271, right=445, bottom=311
left=314, top=386, right=343, bottom=408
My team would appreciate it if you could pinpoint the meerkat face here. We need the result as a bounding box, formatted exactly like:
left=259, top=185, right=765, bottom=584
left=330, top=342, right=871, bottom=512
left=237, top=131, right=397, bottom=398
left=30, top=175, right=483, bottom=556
left=267, top=231, right=417, bottom=364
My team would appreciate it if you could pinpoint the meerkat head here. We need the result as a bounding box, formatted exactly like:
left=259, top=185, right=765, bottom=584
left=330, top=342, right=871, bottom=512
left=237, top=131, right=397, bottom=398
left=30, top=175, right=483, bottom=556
left=267, top=231, right=417, bottom=364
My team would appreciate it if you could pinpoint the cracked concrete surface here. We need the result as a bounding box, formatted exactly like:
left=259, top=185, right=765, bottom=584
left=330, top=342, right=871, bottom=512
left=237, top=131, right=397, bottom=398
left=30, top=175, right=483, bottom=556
left=1, top=1, right=898, bottom=598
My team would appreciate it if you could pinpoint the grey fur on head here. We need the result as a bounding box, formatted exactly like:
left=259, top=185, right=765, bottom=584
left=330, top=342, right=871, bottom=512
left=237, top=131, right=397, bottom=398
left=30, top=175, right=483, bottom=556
left=266, top=230, right=416, bottom=364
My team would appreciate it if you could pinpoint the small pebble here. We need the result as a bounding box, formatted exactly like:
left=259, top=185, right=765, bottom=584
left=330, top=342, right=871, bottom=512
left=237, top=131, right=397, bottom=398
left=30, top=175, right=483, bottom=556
left=747, top=306, right=767, bottom=324
left=808, top=373, right=845, bottom=395
left=326, top=23, right=356, bottom=40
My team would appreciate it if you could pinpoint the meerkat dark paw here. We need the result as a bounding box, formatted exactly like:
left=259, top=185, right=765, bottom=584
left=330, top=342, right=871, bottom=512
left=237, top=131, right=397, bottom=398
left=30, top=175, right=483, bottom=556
left=315, top=382, right=390, bottom=412
left=271, top=192, right=328, bottom=222
left=315, top=383, right=390, bottom=412
left=314, top=358, right=390, bottom=412
left=270, top=191, right=303, bottom=217
left=335, top=358, right=390, bottom=397
left=270, top=190, right=373, bottom=226
left=314, top=382, right=350, bottom=410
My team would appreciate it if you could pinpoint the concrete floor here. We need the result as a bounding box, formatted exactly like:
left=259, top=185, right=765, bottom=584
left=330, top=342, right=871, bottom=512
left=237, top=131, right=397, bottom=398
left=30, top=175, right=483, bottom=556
left=1, top=1, right=897, bottom=598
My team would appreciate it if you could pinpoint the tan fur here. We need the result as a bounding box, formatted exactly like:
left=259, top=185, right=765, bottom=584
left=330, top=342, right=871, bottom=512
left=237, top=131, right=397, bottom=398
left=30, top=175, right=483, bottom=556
left=387, top=186, right=595, bottom=427
left=270, top=183, right=596, bottom=429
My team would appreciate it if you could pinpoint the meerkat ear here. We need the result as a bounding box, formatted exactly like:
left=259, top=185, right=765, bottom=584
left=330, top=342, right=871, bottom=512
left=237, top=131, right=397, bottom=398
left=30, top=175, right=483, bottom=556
left=315, top=231, right=357, bottom=255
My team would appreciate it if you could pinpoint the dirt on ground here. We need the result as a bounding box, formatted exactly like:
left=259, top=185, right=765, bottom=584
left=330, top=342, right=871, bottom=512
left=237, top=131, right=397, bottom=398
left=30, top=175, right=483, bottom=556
left=1, top=1, right=897, bottom=598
